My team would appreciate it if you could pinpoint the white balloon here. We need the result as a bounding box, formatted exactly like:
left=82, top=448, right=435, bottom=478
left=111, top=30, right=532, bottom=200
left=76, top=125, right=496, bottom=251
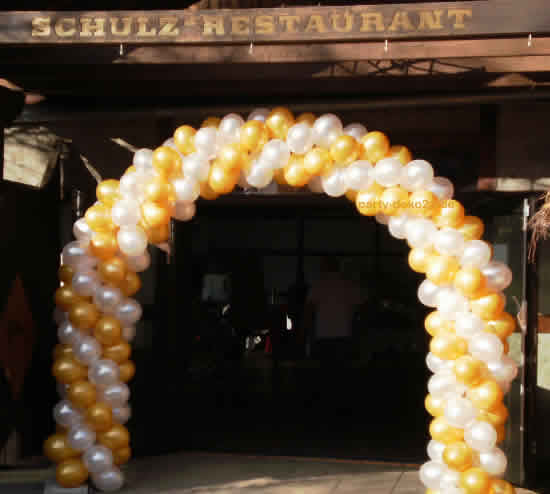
left=247, top=108, right=270, bottom=122
left=445, top=396, right=477, bottom=428
left=133, top=148, right=153, bottom=172
left=427, top=440, right=446, bottom=462
left=89, top=360, right=120, bottom=387
left=112, top=405, right=132, bottom=425
left=469, top=333, right=504, bottom=363
left=183, top=152, right=211, bottom=182
left=74, top=336, right=102, bottom=366
left=53, top=400, right=82, bottom=428
left=286, top=123, right=314, bottom=155
left=344, top=160, right=372, bottom=190
left=400, top=160, right=434, bottom=191
left=125, top=251, right=151, bottom=273
left=321, top=168, right=347, bottom=197
left=436, top=288, right=469, bottom=317
left=307, top=175, right=323, bottom=193
left=419, top=461, right=445, bottom=489
left=388, top=214, right=411, bottom=240
left=261, top=139, right=291, bottom=169
left=91, top=466, right=125, bottom=492
left=72, top=270, right=100, bottom=297
left=312, top=114, right=343, bottom=148
left=479, top=448, right=507, bottom=476
left=67, top=424, right=96, bottom=452
left=117, top=226, right=148, bottom=257
left=343, top=123, right=367, bottom=140
left=428, top=177, right=454, bottom=200
left=116, top=298, right=143, bottom=326
left=406, top=218, right=437, bottom=249
left=428, top=370, right=458, bottom=397
left=433, top=228, right=465, bottom=257
left=488, top=356, right=518, bottom=384
left=460, top=240, right=491, bottom=268
left=122, top=326, right=136, bottom=342
left=83, top=446, right=114, bottom=474
left=111, top=199, right=141, bottom=227
left=246, top=163, right=274, bottom=189
left=373, top=158, right=403, bottom=187
left=99, top=382, right=130, bottom=408
left=193, top=128, right=218, bottom=159
left=439, top=469, right=461, bottom=491
left=418, top=279, right=441, bottom=308
left=454, top=312, right=484, bottom=339
left=375, top=213, right=389, bottom=225
left=58, top=321, right=82, bottom=345
left=482, top=261, right=513, bottom=291
left=163, top=137, right=176, bottom=149
left=427, top=353, right=452, bottom=373
left=119, top=171, right=148, bottom=199
left=73, top=219, right=93, bottom=246
left=465, top=421, right=497, bottom=452
left=62, top=241, right=89, bottom=268
left=173, top=201, right=196, bottom=221
left=218, top=113, right=244, bottom=144
left=173, top=176, right=200, bottom=202
left=93, top=285, right=123, bottom=314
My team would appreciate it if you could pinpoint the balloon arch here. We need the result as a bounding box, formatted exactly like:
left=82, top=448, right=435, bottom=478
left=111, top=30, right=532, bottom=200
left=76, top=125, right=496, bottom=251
left=47, top=108, right=518, bottom=493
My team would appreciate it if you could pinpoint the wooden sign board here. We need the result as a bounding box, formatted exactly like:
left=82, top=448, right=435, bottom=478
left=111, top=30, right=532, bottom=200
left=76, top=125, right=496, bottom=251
left=0, top=1, right=549, bottom=45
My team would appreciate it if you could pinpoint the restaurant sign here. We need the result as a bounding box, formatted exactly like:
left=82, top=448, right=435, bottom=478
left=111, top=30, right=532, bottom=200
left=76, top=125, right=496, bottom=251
left=0, top=1, right=548, bottom=44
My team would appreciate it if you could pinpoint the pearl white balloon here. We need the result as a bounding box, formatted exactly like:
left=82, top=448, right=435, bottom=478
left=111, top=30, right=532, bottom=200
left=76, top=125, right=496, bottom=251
left=247, top=108, right=270, bottom=122
left=488, top=356, right=518, bottom=384
left=173, top=201, right=196, bottom=221
left=465, top=421, right=497, bottom=452
left=261, top=139, right=291, bottom=169
left=427, top=440, right=446, bottom=462
left=460, top=240, right=491, bottom=268
left=428, top=177, right=454, bottom=200
left=117, top=226, right=148, bottom=257
left=58, top=321, right=82, bottom=345
left=433, top=228, right=465, bottom=257
left=344, top=160, right=372, bottom=190
left=125, top=251, right=151, bottom=273
left=89, top=360, right=120, bottom=387
left=116, top=298, right=143, bottom=326
left=426, top=353, right=451, bottom=373
left=219, top=113, right=244, bottom=143
left=388, top=214, right=411, bottom=240
left=122, top=325, right=136, bottom=342
left=119, top=171, right=148, bottom=199
left=91, top=466, right=125, bottom=492
left=375, top=213, right=389, bottom=225
left=343, top=123, right=367, bottom=140
left=53, top=400, right=82, bottom=428
left=173, top=176, right=200, bottom=202
left=246, top=163, right=274, bottom=189
left=428, top=370, right=458, bottom=397
left=74, top=252, right=99, bottom=271
left=83, top=446, right=114, bottom=474
left=436, top=288, right=469, bottom=318
left=307, top=175, right=323, bottom=193
left=400, top=160, right=434, bottom=191
left=67, top=424, right=96, bottom=452
left=479, top=448, right=507, bottom=476
left=373, top=158, right=403, bottom=187
left=312, top=114, right=343, bottom=148
left=468, top=332, right=504, bottom=363
left=286, top=123, right=314, bottom=155
left=73, top=219, right=93, bottom=246
left=418, top=279, right=441, bottom=308
left=193, top=128, right=218, bottom=159
left=482, top=261, right=513, bottom=291
left=99, top=382, right=130, bottom=408
left=406, top=218, right=437, bottom=249
left=419, top=461, right=445, bottom=489
left=93, top=285, right=123, bottom=314
left=111, top=199, right=141, bottom=227
left=445, top=396, right=477, bottom=428
left=183, top=152, right=211, bottom=182
left=163, top=137, right=176, bottom=149
left=54, top=308, right=68, bottom=325
left=74, top=336, right=102, bottom=366
left=72, top=270, right=100, bottom=297
left=112, top=405, right=132, bottom=425
left=321, top=168, right=347, bottom=197
left=454, top=312, right=484, bottom=339
left=439, top=469, right=461, bottom=491
left=62, top=241, right=89, bottom=268
left=133, top=148, right=153, bottom=172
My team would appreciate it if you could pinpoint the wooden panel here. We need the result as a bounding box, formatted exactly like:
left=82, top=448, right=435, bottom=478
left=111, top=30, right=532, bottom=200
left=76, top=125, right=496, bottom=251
left=1, top=1, right=550, bottom=45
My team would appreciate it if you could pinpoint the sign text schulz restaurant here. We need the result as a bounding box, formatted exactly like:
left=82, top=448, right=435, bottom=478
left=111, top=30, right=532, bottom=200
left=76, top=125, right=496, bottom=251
left=0, top=1, right=547, bottom=44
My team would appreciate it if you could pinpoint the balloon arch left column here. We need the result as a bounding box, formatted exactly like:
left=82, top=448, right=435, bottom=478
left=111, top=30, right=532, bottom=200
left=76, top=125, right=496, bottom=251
left=47, top=108, right=518, bottom=493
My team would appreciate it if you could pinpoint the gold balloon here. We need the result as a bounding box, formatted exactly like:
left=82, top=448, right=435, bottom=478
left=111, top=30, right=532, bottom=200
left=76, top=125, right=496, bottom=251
left=468, top=379, right=504, bottom=411
left=97, top=424, right=130, bottom=451
left=152, top=146, right=182, bottom=178
left=56, top=458, right=89, bottom=488
left=120, top=271, right=142, bottom=297
left=123, top=165, right=137, bottom=175
left=69, top=301, right=100, bottom=331
left=345, top=189, right=358, bottom=203
left=201, top=116, right=221, bottom=128
left=434, top=199, right=465, bottom=229
left=44, top=433, right=79, bottom=463
left=296, top=112, right=316, bottom=126
left=361, top=131, right=390, bottom=163
left=55, top=285, right=81, bottom=312
left=85, top=202, right=116, bottom=234
left=239, top=120, right=269, bottom=154
left=199, top=181, right=219, bottom=200
left=460, top=468, right=491, bottom=494
left=265, top=106, right=295, bottom=139
left=54, top=344, right=74, bottom=360
left=425, top=311, right=454, bottom=337
left=94, top=315, right=122, bottom=346
left=453, top=356, right=484, bottom=386
left=96, top=179, right=121, bottom=207
left=98, top=256, right=127, bottom=286
left=379, top=186, right=409, bottom=216
left=273, top=168, right=287, bottom=186
left=103, top=341, right=132, bottom=364
left=356, top=189, right=381, bottom=216
left=485, top=313, right=516, bottom=340
left=408, top=247, right=435, bottom=273
left=470, top=291, right=505, bottom=321
left=141, top=201, right=171, bottom=229
left=458, top=216, right=485, bottom=241
left=119, top=360, right=136, bottom=383
left=496, top=424, right=506, bottom=444
left=285, top=156, right=310, bottom=187
left=407, top=190, right=440, bottom=218
left=426, top=255, right=460, bottom=285
left=52, top=356, right=87, bottom=385
left=113, top=446, right=132, bottom=466
left=303, top=147, right=332, bottom=176
left=208, top=163, right=240, bottom=194
left=59, top=265, right=75, bottom=284
left=478, top=402, right=509, bottom=428
left=330, top=135, right=360, bottom=165
left=387, top=144, right=412, bottom=165
left=430, top=333, right=468, bottom=360
left=217, top=143, right=246, bottom=172
left=425, top=394, right=445, bottom=417
left=429, top=417, right=464, bottom=444
left=89, top=232, right=118, bottom=261
left=443, top=442, right=474, bottom=472
left=144, top=222, right=170, bottom=244
left=173, top=125, right=196, bottom=155
left=144, top=177, right=175, bottom=204
left=86, top=402, right=113, bottom=432
left=503, top=340, right=510, bottom=355
left=489, top=479, right=516, bottom=494
left=67, top=380, right=97, bottom=408
left=454, top=266, right=486, bottom=298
